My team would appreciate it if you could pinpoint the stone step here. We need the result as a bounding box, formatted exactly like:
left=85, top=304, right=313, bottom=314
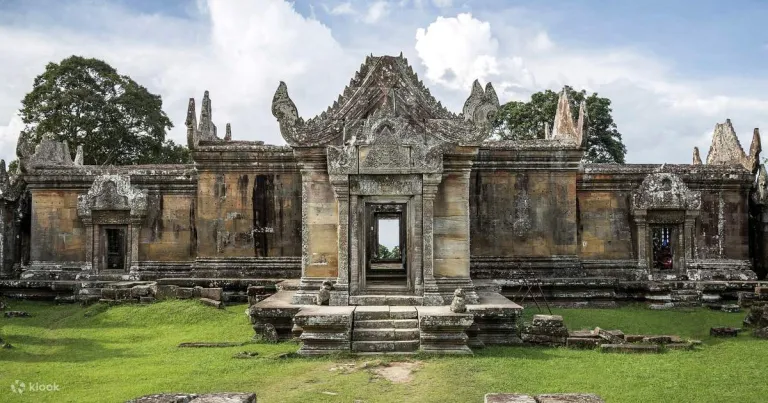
left=389, top=306, right=418, bottom=319
left=352, top=328, right=420, bottom=342
left=352, top=340, right=420, bottom=353
left=355, top=319, right=419, bottom=329
left=349, top=295, right=423, bottom=306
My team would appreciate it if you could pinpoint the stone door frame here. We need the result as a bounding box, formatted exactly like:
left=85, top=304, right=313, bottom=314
left=354, top=195, right=418, bottom=294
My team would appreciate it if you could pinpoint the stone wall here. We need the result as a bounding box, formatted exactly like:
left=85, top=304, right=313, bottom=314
left=29, top=189, right=86, bottom=264
left=194, top=171, right=301, bottom=258
left=139, top=193, right=197, bottom=262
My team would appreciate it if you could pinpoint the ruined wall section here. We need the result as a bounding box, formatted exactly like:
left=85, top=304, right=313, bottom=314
left=192, top=142, right=302, bottom=260
left=470, top=142, right=582, bottom=278
left=578, top=164, right=753, bottom=272
left=29, top=189, right=86, bottom=264
left=24, top=165, right=196, bottom=277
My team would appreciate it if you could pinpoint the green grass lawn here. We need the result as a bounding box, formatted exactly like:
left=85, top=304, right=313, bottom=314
left=1, top=300, right=765, bottom=403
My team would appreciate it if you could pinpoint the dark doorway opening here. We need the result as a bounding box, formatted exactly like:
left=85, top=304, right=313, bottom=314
left=103, top=226, right=127, bottom=271
left=651, top=225, right=674, bottom=270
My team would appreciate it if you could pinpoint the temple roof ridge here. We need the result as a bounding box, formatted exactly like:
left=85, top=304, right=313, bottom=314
left=272, top=53, right=500, bottom=147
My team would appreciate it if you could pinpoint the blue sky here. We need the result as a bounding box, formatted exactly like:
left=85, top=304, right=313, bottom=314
left=0, top=0, right=767, bottom=165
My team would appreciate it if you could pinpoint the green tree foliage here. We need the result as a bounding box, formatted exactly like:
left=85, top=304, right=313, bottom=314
left=377, top=244, right=401, bottom=260
left=18, top=56, right=190, bottom=166
left=493, top=86, right=627, bottom=163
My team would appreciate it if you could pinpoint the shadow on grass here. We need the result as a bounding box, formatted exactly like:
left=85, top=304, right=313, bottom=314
left=1, top=334, right=138, bottom=363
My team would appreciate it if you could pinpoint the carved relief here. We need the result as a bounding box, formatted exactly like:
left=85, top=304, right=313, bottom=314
left=512, top=189, right=532, bottom=236
left=77, top=175, right=148, bottom=220
left=273, top=54, right=498, bottom=149
left=631, top=172, right=701, bottom=211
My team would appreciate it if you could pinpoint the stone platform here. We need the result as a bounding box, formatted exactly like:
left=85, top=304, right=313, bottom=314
left=248, top=290, right=523, bottom=355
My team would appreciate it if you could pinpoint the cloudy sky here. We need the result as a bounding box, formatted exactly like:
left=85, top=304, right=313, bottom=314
left=1, top=0, right=767, bottom=164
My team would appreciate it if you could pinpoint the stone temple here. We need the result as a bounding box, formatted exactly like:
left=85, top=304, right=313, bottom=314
left=2, top=54, right=767, bottom=353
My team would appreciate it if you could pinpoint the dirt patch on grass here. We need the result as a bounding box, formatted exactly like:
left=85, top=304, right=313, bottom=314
left=329, top=360, right=422, bottom=383
left=370, top=361, right=421, bottom=383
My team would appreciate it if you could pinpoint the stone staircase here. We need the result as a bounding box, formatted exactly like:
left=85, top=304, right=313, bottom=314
left=352, top=306, right=420, bottom=353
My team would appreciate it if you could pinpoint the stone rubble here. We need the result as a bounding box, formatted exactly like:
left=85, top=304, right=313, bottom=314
left=126, top=392, right=256, bottom=403
left=740, top=286, right=768, bottom=339
left=521, top=315, right=568, bottom=347
left=485, top=393, right=604, bottom=403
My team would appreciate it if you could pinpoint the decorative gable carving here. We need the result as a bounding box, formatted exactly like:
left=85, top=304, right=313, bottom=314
left=272, top=54, right=499, bottom=148
left=77, top=175, right=148, bottom=219
left=632, top=172, right=701, bottom=211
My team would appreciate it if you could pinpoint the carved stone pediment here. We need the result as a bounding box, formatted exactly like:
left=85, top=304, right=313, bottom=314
left=273, top=54, right=499, bottom=148
left=327, top=106, right=445, bottom=175
left=632, top=172, right=701, bottom=211
left=77, top=175, right=148, bottom=220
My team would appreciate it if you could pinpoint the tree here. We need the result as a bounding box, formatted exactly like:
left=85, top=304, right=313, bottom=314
left=17, top=55, right=190, bottom=166
left=493, top=86, right=627, bottom=163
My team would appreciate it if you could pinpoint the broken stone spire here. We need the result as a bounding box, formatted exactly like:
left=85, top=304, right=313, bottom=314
left=186, top=91, right=223, bottom=149
left=705, top=119, right=761, bottom=172
left=74, top=145, right=84, bottom=166
left=198, top=91, right=218, bottom=140
left=225, top=123, right=232, bottom=141
left=550, top=89, right=586, bottom=146
left=692, top=147, right=702, bottom=165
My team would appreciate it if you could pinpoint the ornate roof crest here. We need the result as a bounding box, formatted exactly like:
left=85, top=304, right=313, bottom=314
left=273, top=54, right=499, bottom=147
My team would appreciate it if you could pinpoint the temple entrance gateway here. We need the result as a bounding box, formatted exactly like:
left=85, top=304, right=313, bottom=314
left=365, top=203, right=407, bottom=292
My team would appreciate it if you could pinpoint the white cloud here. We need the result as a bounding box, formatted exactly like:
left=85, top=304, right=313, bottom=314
left=413, top=12, right=768, bottom=163
left=329, top=2, right=355, bottom=16
left=0, top=0, right=359, bottom=163
left=364, top=1, right=390, bottom=24
left=2, top=1, right=767, bottom=168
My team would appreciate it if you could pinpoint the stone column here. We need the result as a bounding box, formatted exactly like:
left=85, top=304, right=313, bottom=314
left=292, top=148, right=336, bottom=305
left=329, top=174, right=349, bottom=305
left=422, top=173, right=442, bottom=305
left=83, top=218, right=93, bottom=272
left=684, top=211, right=698, bottom=262
left=634, top=209, right=648, bottom=270
left=129, top=217, right=142, bottom=278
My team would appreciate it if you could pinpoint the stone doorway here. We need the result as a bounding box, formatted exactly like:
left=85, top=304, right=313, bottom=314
left=102, top=225, right=127, bottom=271
left=651, top=225, right=676, bottom=271
left=366, top=203, right=407, bottom=291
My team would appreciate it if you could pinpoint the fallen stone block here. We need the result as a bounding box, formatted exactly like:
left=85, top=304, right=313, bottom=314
left=648, top=303, right=674, bottom=310
left=568, top=330, right=598, bottom=338
left=642, top=335, right=673, bottom=344
left=130, top=285, right=152, bottom=297
left=200, top=287, right=223, bottom=301
left=522, top=324, right=569, bottom=337
left=4, top=311, right=30, bottom=318
left=126, top=392, right=257, bottom=403
left=532, top=314, right=564, bottom=327
left=754, top=327, right=768, bottom=339
left=593, top=327, right=625, bottom=344
left=535, top=393, right=605, bottom=403
left=484, top=393, right=537, bottom=403
left=721, top=304, right=740, bottom=313
left=665, top=342, right=694, bottom=351
left=521, top=333, right=566, bottom=345
left=200, top=298, right=223, bottom=309
left=178, top=342, right=245, bottom=348
left=566, top=337, right=601, bottom=349
left=600, top=344, right=660, bottom=353
left=710, top=327, right=740, bottom=337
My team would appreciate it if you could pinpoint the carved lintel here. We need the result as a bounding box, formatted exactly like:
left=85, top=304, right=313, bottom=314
left=77, top=175, right=148, bottom=220
left=631, top=172, right=701, bottom=212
